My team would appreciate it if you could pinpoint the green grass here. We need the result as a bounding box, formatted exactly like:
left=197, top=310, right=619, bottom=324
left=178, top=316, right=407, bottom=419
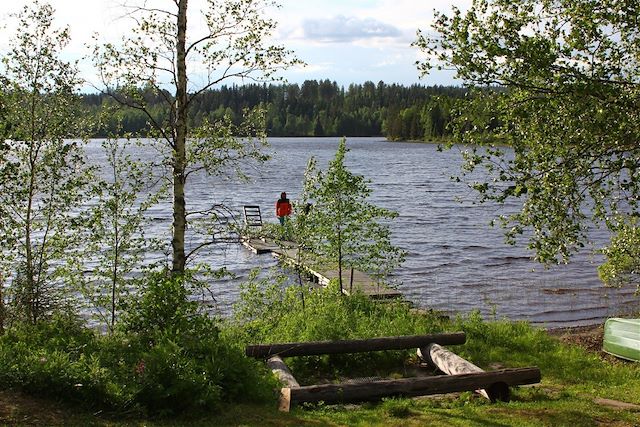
left=227, top=292, right=640, bottom=426
left=5, top=381, right=640, bottom=426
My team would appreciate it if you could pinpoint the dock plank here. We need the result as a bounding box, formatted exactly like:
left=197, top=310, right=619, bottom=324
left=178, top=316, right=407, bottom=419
left=242, top=238, right=280, bottom=254
left=320, top=269, right=401, bottom=298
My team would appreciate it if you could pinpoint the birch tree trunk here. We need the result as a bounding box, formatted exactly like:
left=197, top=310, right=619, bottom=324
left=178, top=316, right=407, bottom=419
left=172, top=0, right=188, bottom=274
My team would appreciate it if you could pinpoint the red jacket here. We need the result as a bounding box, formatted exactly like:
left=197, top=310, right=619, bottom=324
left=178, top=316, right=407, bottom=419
left=276, top=198, right=292, bottom=217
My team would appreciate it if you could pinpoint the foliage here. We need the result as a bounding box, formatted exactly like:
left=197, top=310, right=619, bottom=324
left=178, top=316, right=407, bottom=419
left=118, top=271, right=275, bottom=413
left=0, top=314, right=112, bottom=407
left=416, top=0, right=640, bottom=283
left=231, top=271, right=443, bottom=380
left=599, top=219, right=640, bottom=291
left=0, top=272, right=275, bottom=416
left=384, top=96, right=458, bottom=142
left=0, top=92, right=6, bottom=141
left=232, top=273, right=640, bottom=402
left=92, top=0, right=298, bottom=274
left=299, top=138, right=405, bottom=291
left=120, top=271, right=205, bottom=338
left=0, top=1, right=91, bottom=324
left=234, top=277, right=439, bottom=345
left=72, top=133, right=163, bottom=332
left=242, top=221, right=295, bottom=244
left=3, top=284, right=640, bottom=424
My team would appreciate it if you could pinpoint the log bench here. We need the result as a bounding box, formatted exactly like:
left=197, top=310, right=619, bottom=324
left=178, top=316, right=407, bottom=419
left=246, top=333, right=541, bottom=411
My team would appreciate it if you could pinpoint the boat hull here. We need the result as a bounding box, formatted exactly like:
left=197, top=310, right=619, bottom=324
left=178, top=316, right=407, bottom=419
left=603, top=318, right=640, bottom=362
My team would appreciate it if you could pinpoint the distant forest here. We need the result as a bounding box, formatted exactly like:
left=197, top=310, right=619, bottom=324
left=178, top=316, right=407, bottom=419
left=82, top=81, right=467, bottom=141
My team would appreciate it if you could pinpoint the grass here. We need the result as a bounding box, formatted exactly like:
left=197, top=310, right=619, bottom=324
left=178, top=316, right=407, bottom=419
left=2, top=316, right=639, bottom=426
left=3, top=382, right=639, bottom=426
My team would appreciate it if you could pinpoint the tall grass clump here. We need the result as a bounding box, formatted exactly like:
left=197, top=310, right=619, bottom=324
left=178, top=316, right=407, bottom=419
left=453, top=312, right=640, bottom=391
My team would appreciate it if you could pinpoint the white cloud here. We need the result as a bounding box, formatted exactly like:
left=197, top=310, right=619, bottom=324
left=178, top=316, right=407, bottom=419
left=288, top=62, right=333, bottom=75
left=302, top=15, right=401, bottom=43
left=373, top=53, right=406, bottom=68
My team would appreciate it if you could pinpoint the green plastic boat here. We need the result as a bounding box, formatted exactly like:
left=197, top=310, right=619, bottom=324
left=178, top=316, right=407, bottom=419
left=603, top=318, right=640, bottom=362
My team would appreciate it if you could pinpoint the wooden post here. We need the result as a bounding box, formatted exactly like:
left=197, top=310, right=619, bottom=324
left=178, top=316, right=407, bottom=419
left=418, top=343, right=509, bottom=401
left=267, top=356, right=299, bottom=412
left=279, top=387, right=292, bottom=412
left=287, top=367, right=541, bottom=406
left=296, top=246, right=305, bottom=310
left=246, top=332, right=466, bottom=358
left=349, top=267, right=354, bottom=294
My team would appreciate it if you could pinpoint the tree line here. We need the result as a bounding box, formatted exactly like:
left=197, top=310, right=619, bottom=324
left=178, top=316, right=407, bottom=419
left=82, top=81, right=467, bottom=141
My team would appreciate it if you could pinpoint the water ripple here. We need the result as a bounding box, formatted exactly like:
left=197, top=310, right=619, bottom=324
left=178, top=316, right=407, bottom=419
left=81, top=137, right=638, bottom=326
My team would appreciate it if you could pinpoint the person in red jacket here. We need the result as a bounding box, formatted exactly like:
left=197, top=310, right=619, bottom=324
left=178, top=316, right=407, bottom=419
left=276, top=192, right=292, bottom=225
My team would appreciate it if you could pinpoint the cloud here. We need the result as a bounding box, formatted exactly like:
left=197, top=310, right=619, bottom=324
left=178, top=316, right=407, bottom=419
left=302, top=15, right=401, bottom=43
left=373, top=54, right=404, bottom=68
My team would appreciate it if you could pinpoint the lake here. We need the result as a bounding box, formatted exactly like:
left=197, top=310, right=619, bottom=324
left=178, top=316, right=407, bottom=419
left=86, top=137, right=639, bottom=327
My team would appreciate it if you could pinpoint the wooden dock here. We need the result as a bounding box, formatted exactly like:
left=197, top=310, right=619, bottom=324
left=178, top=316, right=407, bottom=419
left=242, top=238, right=401, bottom=299
left=242, top=238, right=280, bottom=254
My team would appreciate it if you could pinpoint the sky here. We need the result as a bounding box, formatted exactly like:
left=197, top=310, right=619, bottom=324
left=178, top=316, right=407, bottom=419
left=0, top=0, right=471, bottom=91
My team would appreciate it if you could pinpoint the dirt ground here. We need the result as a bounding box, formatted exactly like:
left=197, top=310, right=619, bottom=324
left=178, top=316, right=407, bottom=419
left=546, top=323, right=605, bottom=354
left=0, top=389, right=72, bottom=425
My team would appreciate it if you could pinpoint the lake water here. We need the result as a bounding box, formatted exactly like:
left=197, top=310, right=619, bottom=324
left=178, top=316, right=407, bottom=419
left=86, top=137, right=639, bottom=327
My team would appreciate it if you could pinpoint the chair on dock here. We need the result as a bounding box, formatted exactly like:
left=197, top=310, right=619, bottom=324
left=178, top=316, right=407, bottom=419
left=243, top=205, right=263, bottom=228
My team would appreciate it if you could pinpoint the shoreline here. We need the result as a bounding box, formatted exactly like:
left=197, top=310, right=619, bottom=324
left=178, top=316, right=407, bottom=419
left=546, top=323, right=605, bottom=354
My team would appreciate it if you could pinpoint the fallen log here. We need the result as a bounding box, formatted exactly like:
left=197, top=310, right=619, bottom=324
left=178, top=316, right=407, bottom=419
left=267, top=355, right=300, bottom=388
left=267, top=355, right=299, bottom=412
left=418, top=343, right=503, bottom=401
left=282, top=367, right=540, bottom=410
left=246, top=332, right=466, bottom=358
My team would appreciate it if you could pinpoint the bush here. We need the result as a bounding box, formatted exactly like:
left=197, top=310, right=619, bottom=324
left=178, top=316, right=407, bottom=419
left=0, top=314, right=114, bottom=406
left=234, top=271, right=446, bottom=342
left=120, top=271, right=212, bottom=339
left=230, top=271, right=448, bottom=380
left=0, top=271, right=276, bottom=416
left=116, top=271, right=276, bottom=415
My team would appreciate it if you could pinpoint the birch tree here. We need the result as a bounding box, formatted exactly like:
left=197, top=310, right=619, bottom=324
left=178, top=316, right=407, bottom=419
left=0, top=1, right=90, bottom=323
left=417, top=0, right=640, bottom=289
left=301, top=139, right=405, bottom=294
left=0, top=90, right=7, bottom=332
left=93, top=0, right=298, bottom=276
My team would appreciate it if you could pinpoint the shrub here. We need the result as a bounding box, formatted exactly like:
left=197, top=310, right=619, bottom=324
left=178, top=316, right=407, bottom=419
left=115, top=271, right=276, bottom=414
left=0, top=314, right=114, bottom=406
left=0, top=271, right=276, bottom=416
left=230, top=271, right=448, bottom=380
